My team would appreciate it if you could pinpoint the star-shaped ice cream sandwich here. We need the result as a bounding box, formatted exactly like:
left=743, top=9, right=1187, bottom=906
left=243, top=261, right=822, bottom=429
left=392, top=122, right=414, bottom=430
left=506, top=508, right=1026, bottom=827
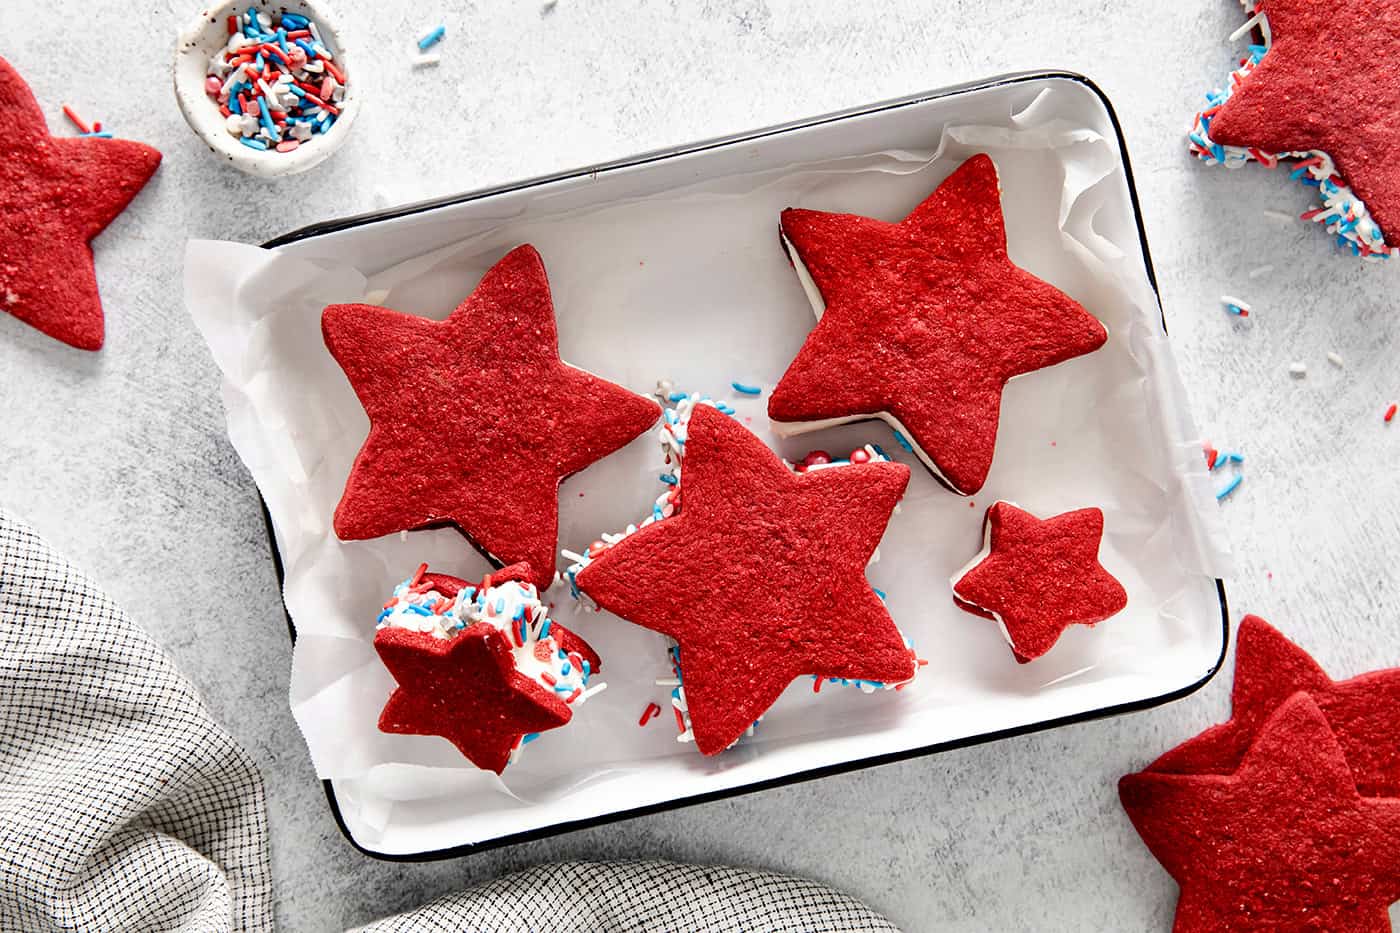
left=1120, top=694, right=1400, bottom=931
left=1208, top=0, right=1400, bottom=242
left=375, top=621, right=573, bottom=774
left=322, top=245, right=660, bottom=590
left=951, top=501, right=1127, bottom=662
left=768, top=154, right=1108, bottom=495
left=575, top=404, right=916, bottom=755
left=1148, top=614, right=1400, bottom=797
left=0, top=56, right=161, bottom=350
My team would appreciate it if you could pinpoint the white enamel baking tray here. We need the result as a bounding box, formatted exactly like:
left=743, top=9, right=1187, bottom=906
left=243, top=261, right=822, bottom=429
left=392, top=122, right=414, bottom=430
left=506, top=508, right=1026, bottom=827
left=232, top=70, right=1229, bottom=859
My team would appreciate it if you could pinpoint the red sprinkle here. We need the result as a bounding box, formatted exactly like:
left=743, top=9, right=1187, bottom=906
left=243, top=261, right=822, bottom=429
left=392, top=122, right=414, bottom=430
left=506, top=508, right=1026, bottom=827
left=673, top=707, right=686, bottom=734
left=323, top=59, right=347, bottom=84
left=227, top=14, right=237, bottom=34
left=812, top=677, right=823, bottom=693
left=410, top=562, right=428, bottom=586
left=61, top=105, right=89, bottom=134
left=638, top=702, right=661, bottom=726
left=1386, top=403, right=1397, bottom=424
left=541, top=671, right=557, bottom=686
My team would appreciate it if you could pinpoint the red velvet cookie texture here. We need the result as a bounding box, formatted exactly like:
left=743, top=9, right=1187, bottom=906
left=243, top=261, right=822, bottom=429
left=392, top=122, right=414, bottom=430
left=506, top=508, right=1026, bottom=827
left=1208, top=0, right=1400, bottom=240
left=0, top=57, right=161, bottom=350
left=768, top=154, right=1107, bottom=495
left=375, top=622, right=572, bottom=774
left=1119, top=694, right=1400, bottom=932
left=1148, top=615, right=1400, bottom=797
left=322, top=245, right=660, bottom=590
left=951, top=501, right=1126, bottom=663
left=574, top=404, right=915, bottom=756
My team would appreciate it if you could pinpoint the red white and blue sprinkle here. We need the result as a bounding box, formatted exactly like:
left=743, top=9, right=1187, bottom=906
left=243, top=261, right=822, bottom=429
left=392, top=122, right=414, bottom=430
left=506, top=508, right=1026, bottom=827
left=1221, top=295, right=1251, bottom=318
left=205, top=7, right=346, bottom=155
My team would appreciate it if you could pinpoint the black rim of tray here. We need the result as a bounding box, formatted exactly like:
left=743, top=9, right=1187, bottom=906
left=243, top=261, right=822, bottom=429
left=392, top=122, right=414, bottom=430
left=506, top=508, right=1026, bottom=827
left=259, top=68, right=1231, bottom=862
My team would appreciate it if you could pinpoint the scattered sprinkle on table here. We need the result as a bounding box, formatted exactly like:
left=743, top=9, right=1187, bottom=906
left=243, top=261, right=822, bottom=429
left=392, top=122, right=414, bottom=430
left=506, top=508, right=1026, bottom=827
left=1247, top=265, right=1274, bottom=279
left=412, top=54, right=441, bottom=69
left=730, top=381, right=762, bottom=395
left=1327, top=351, right=1344, bottom=368
left=1387, top=403, right=1397, bottom=424
left=1288, top=362, right=1307, bottom=378
left=638, top=702, right=661, bottom=726
left=1221, top=295, right=1251, bottom=317
left=417, top=25, right=446, bottom=50
left=1216, top=473, right=1244, bottom=501
left=205, top=7, right=346, bottom=154
left=61, top=104, right=111, bottom=138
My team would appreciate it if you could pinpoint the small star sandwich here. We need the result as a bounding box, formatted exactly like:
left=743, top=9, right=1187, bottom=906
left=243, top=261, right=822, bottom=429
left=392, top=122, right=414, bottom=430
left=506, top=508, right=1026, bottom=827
left=374, top=562, right=604, bottom=773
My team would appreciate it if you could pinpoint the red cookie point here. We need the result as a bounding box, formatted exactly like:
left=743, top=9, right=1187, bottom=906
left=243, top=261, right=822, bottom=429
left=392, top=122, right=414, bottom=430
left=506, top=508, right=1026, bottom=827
left=1148, top=614, right=1400, bottom=797
left=0, top=57, right=161, bottom=350
left=1120, top=694, right=1400, bottom=931
left=768, top=154, right=1107, bottom=494
left=951, top=501, right=1127, bottom=662
left=1207, top=0, right=1400, bottom=238
left=323, top=245, right=660, bottom=589
left=375, top=622, right=572, bottom=774
left=575, top=404, right=915, bottom=755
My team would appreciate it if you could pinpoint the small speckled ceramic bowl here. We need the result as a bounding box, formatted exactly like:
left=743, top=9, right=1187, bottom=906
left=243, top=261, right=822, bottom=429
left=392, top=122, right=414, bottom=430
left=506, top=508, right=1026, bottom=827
left=173, top=0, right=360, bottom=178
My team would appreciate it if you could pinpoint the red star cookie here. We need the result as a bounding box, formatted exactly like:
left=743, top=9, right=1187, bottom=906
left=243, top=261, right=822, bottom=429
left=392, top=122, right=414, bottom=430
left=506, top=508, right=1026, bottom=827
left=0, top=56, right=161, bottom=350
left=376, top=624, right=571, bottom=774
left=1208, top=0, right=1400, bottom=240
left=1120, top=694, right=1400, bottom=931
left=951, top=501, right=1127, bottom=662
left=767, top=154, right=1108, bottom=495
left=1148, top=614, right=1400, bottom=797
left=575, top=404, right=916, bottom=755
left=323, top=245, right=660, bottom=590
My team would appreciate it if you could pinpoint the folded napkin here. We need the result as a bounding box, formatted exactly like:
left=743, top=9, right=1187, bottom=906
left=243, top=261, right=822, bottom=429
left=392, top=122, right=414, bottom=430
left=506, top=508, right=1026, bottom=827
left=0, top=510, right=273, bottom=932
left=355, top=859, right=899, bottom=932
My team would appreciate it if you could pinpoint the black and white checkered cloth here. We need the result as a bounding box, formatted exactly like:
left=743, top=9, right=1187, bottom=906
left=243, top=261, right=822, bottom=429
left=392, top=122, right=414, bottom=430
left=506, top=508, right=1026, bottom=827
left=0, top=510, right=274, bottom=932
left=0, top=509, right=898, bottom=932
left=355, top=860, right=900, bottom=932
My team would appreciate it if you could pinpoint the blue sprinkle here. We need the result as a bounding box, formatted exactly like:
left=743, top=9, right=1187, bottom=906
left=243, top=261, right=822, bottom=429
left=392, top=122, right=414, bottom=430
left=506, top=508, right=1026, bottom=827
left=239, top=137, right=269, bottom=151
left=521, top=732, right=540, bottom=744
left=494, top=597, right=505, bottom=614
left=667, top=391, right=688, bottom=402
left=539, top=619, right=551, bottom=639
left=512, top=603, right=526, bottom=621
left=376, top=608, right=391, bottom=623
left=873, top=588, right=887, bottom=600
left=659, top=473, right=678, bottom=485
left=418, top=25, right=446, bottom=50
left=229, top=95, right=242, bottom=114
left=295, top=38, right=318, bottom=59
left=79, top=132, right=113, bottom=138
left=891, top=429, right=915, bottom=453
left=1228, top=452, right=1244, bottom=464
left=408, top=604, right=432, bottom=616
left=561, top=662, right=571, bottom=676
left=582, top=660, right=590, bottom=677
left=731, top=381, right=761, bottom=395
left=1216, top=474, right=1243, bottom=501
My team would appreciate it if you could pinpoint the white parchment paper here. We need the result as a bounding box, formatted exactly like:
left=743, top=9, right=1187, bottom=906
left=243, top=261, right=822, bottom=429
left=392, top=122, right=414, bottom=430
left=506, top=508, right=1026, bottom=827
left=186, top=77, right=1230, bottom=853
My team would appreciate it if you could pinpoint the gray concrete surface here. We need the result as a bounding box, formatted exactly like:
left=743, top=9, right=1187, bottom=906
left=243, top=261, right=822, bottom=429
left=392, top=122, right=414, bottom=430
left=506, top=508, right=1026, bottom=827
left=2, top=1, right=1398, bottom=930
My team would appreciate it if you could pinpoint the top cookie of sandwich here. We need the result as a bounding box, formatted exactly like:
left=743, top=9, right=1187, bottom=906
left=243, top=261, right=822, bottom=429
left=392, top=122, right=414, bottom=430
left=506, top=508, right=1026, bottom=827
left=322, top=245, right=660, bottom=589
left=768, top=154, right=1108, bottom=495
